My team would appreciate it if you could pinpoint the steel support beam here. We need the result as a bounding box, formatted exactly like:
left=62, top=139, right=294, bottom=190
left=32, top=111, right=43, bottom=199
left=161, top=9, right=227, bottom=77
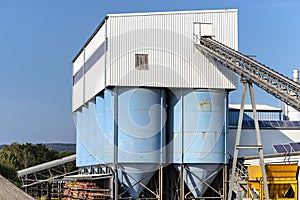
left=228, top=82, right=247, bottom=200
left=180, top=164, right=185, bottom=200
left=248, top=82, right=269, bottom=200
left=227, top=81, right=269, bottom=200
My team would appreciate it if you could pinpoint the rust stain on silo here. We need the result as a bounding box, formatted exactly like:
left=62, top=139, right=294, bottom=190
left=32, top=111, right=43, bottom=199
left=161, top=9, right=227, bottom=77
left=202, top=132, right=206, bottom=141
left=198, top=100, right=212, bottom=112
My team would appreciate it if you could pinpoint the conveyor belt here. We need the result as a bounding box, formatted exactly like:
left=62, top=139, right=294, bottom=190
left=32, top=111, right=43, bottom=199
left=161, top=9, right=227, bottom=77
left=194, top=36, right=300, bottom=111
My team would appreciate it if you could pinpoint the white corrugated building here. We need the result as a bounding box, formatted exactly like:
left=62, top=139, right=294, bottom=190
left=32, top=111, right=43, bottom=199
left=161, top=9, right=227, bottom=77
left=72, top=9, right=238, bottom=111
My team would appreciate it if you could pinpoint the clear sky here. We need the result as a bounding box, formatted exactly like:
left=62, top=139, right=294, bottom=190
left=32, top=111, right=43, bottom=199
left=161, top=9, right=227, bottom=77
left=0, top=0, right=299, bottom=144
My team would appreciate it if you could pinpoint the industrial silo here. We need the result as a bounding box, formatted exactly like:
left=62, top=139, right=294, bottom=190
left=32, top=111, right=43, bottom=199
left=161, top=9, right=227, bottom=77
left=95, top=95, right=105, bottom=166
left=103, top=87, right=166, bottom=198
left=72, top=9, right=238, bottom=199
left=168, top=89, right=227, bottom=198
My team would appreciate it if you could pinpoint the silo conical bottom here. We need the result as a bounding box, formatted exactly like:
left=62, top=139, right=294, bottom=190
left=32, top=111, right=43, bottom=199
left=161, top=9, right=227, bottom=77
left=175, top=164, right=220, bottom=198
left=118, top=163, right=158, bottom=199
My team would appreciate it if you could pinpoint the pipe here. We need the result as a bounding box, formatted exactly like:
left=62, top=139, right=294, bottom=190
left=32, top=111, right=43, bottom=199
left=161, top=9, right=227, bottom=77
left=293, top=69, right=299, bottom=83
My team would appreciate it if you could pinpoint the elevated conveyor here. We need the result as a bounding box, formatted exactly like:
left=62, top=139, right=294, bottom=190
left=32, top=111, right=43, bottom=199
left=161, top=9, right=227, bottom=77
left=194, top=36, right=300, bottom=111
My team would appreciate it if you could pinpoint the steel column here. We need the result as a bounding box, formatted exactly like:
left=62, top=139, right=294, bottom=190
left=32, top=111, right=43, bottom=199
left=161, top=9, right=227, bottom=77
left=228, top=82, right=247, bottom=200
left=180, top=164, right=185, bottom=200
left=248, top=82, right=269, bottom=200
left=113, top=89, right=119, bottom=200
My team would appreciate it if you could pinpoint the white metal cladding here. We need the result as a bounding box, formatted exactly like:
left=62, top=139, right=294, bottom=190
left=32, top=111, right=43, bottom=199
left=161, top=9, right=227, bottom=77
left=85, top=27, right=106, bottom=61
left=72, top=9, right=238, bottom=111
left=73, top=52, right=84, bottom=76
left=73, top=79, right=84, bottom=111
left=72, top=22, right=106, bottom=111
left=106, top=9, right=238, bottom=89
left=84, top=57, right=105, bottom=104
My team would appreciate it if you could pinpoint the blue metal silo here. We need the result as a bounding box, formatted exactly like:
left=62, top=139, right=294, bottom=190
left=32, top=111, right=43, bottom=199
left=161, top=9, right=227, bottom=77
left=95, top=95, right=105, bottom=165
left=103, top=90, right=115, bottom=164
left=76, top=106, right=93, bottom=166
left=168, top=89, right=227, bottom=197
left=75, top=110, right=84, bottom=167
left=103, top=87, right=166, bottom=198
left=77, top=100, right=105, bottom=167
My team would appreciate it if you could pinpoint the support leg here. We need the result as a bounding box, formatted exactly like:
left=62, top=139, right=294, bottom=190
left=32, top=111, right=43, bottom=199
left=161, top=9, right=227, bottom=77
left=180, top=164, right=185, bottom=200
left=228, top=82, right=247, bottom=200
left=248, top=82, right=269, bottom=200
left=159, top=164, right=163, bottom=200
left=114, top=165, right=118, bottom=200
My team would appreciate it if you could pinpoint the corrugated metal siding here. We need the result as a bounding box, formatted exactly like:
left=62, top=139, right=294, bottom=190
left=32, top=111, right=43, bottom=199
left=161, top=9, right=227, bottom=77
left=107, top=10, right=238, bottom=89
left=72, top=24, right=106, bottom=111
left=73, top=10, right=238, bottom=111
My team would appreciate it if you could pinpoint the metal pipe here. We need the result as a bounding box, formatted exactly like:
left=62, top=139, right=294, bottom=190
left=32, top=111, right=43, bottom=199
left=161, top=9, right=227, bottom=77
left=223, top=164, right=227, bottom=200
left=83, top=48, right=86, bottom=105
left=224, top=91, right=228, bottom=164
left=159, top=164, right=163, bottom=200
left=159, top=89, right=165, bottom=200
left=244, top=151, right=300, bottom=160
left=113, top=88, right=118, bottom=200
left=180, top=89, right=185, bottom=200
left=104, top=18, right=107, bottom=87
left=293, top=69, right=299, bottom=83
left=180, top=164, right=185, bottom=200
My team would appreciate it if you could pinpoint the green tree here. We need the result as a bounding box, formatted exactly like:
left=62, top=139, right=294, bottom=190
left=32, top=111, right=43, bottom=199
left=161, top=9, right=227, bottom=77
left=0, top=142, right=75, bottom=187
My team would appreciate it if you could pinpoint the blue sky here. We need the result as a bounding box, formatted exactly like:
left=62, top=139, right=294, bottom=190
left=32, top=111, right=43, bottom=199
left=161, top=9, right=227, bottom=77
left=0, top=0, right=299, bottom=144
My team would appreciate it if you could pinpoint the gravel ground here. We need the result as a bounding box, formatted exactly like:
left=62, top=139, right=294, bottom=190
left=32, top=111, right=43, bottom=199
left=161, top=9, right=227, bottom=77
left=0, top=175, right=35, bottom=200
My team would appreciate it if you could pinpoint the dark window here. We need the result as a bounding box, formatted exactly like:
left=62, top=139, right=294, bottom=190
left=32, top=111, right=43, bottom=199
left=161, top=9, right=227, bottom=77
left=135, top=54, right=149, bottom=70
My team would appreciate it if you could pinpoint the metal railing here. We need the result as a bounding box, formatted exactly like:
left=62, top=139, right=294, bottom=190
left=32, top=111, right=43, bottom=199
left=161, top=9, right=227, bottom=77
left=194, top=36, right=300, bottom=111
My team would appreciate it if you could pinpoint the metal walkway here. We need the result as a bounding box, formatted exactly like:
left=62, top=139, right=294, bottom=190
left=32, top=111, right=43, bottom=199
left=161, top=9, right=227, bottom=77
left=195, top=36, right=300, bottom=111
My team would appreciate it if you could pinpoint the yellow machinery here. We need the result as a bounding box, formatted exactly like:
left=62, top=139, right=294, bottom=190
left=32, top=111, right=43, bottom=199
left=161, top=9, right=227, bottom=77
left=247, top=164, right=298, bottom=200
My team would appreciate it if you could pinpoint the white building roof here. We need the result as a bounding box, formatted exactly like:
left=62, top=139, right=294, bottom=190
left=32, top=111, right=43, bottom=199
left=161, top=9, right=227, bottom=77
left=107, top=9, right=238, bottom=17
left=229, top=104, right=282, bottom=111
